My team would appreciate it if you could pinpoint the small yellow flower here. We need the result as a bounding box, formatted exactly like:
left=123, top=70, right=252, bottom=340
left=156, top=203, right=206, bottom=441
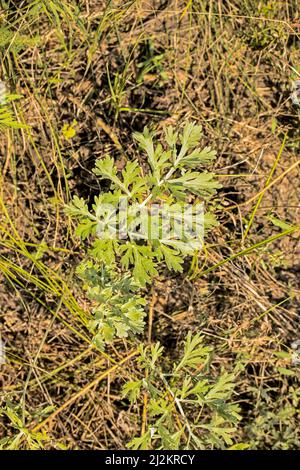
left=62, top=119, right=78, bottom=140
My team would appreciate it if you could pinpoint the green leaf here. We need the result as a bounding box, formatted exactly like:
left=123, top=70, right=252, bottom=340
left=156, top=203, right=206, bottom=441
left=65, top=195, right=90, bottom=218
left=133, top=127, right=156, bottom=170
left=175, top=332, right=211, bottom=371
left=0, top=98, right=28, bottom=130
left=178, top=147, right=217, bottom=167
left=164, top=125, right=178, bottom=148
left=160, top=238, right=200, bottom=255
left=90, top=239, right=117, bottom=265
left=273, top=351, right=291, bottom=359
left=268, top=215, right=294, bottom=231
left=75, top=219, right=96, bottom=239
left=157, top=425, right=179, bottom=450
left=177, top=122, right=203, bottom=163
left=122, top=380, right=143, bottom=403
left=186, top=379, right=210, bottom=397
left=277, top=367, right=295, bottom=377
left=205, top=372, right=236, bottom=402
left=201, top=422, right=235, bottom=447
left=120, top=243, right=158, bottom=286
left=102, top=324, right=115, bottom=342
left=127, top=431, right=151, bottom=450
left=121, top=160, right=146, bottom=197
left=138, top=342, right=164, bottom=370
left=156, top=243, right=183, bottom=272
left=168, top=171, right=221, bottom=200
left=134, top=127, right=172, bottom=181
left=227, top=443, right=250, bottom=450
left=204, top=212, right=219, bottom=229
left=93, top=155, right=117, bottom=180
left=93, top=156, right=132, bottom=196
left=149, top=398, right=171, bottom=416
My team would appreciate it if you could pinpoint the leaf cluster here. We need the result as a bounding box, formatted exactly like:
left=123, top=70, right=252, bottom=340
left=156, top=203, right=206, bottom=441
left=123, top=333, right=242, bottom=450
left=76, top=262, right=146, bottom=347
left=0, top=93, right=28, bottom=130
left=66, top=122, right=221, bottom=287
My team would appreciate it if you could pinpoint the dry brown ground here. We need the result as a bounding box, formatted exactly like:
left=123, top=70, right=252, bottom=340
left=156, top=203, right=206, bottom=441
left=0, top=0, right=300, bottom=449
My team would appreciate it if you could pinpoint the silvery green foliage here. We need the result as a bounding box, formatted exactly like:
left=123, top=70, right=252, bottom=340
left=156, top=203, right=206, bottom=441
left=66, top=122, right=221, bottom=289
left=76, top=262, right=146, bottom=348
left=122, top=333, right=242, bottom=450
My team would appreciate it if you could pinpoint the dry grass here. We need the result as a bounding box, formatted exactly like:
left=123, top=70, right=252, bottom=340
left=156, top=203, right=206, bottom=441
left=0, top=0, right=300, bottom=449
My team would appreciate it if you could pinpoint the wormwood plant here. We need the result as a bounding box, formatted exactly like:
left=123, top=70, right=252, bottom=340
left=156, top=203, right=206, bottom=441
left=66, top=123, right=220, bottom=345
left=122, top=333, right=242, bottom=450
left=66, top=122, right=221, bottom=346
left=0, top=400, right=68, bottom=450
left=0, top=26, right=39, bottom=53
left=0, top=93, right=26, bottom=130
left=76, top=262, right=146, bottom=349
left=0, top=403, right=51, bottom=450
